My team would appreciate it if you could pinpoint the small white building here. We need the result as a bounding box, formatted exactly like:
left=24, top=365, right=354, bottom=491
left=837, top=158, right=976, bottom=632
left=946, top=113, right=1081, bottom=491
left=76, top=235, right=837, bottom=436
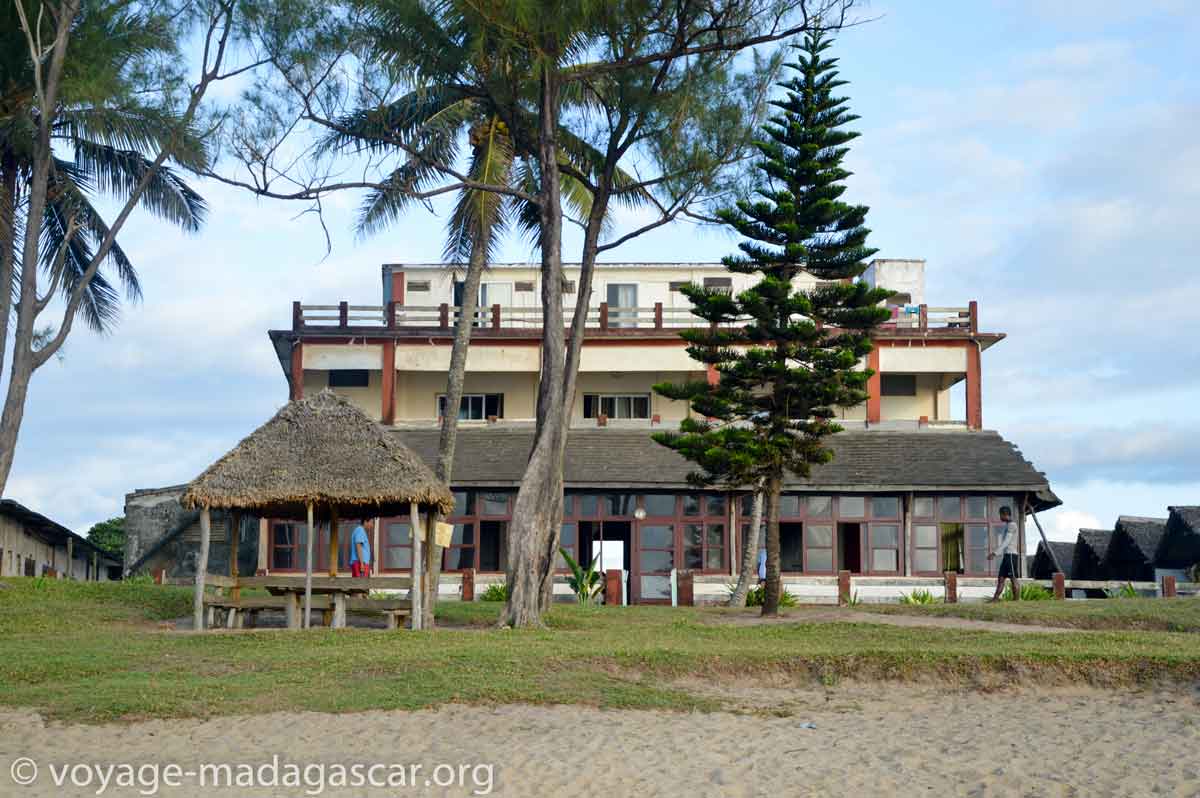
left=0, top=499, right=119, bottom=580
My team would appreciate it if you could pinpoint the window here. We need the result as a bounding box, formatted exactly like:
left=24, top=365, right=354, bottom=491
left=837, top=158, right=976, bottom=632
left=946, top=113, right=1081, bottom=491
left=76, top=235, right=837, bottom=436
left=272, top=522, right=306, bottom=570
left=805, top=525, right=835, bottom=572
left=642, top=494, right=677, bottom=517
left=780, top=523, right=804, bottom=571
left=914, top=524, right=940, bottom=574
left=606, top=283, right=638, bottom=327
left=703, top=276, right=733, bottom=293
left=442, top=523, right=475, bottom=571
left=557, top=523, right=577, bottom=569
left=515, top=280, right=535, bottom=292
left=870, top=524, right=900, bottom=572
left=407, top=280, right=431, bottom=292
left=871, top=496, right=900, bottom=519
left=583, top=394, right=650, bottom=419
left=562, top=280, right=576, bottom=294
left=383, top=521, right=412, bottom=570
left=881, top=374, right=917, bottom=396
left=438, top=393, right=503, bottom=420
left=669, top=281, right=689, bottom=292
left=328, top=369, right=369, bottom=388
left=683, top=523, right=726, bottom=571
left=839, top=496, right=866, bottom=517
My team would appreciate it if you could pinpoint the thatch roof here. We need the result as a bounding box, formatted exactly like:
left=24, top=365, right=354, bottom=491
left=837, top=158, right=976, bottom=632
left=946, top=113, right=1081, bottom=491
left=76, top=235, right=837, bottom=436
left=1104, top=516, right=1167, bottom=581
left=1155, top=506, right=1200, bottom=569
left=1072, top=528, right=1114, bottom=580
left=182, top=390, right=454, bottom=517
left=1030, top=540, right=1075, bottom=579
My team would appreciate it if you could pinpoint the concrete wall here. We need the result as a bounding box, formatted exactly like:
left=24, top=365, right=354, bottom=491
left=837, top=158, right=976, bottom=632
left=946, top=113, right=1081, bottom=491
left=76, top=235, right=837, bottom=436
left=396, top=371, right=539, bottom=420
left=863, top=259, right=926, bottom=306
left=303, top=368, right=382, bottom=421
left=571, top=371, right=700, bottom=423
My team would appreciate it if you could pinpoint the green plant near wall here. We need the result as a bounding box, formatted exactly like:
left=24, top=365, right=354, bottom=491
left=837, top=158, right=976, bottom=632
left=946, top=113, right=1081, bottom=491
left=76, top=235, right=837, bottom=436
left=734, top=584, right=797, bottom=608
left=900, top=589, right=938, bottom=605
left=479, top=583, right=508, bottom=602
left=1001, top=583, right=1055, bottom=601
left=560, top=549, right=604, bottom=605
left=1105, top=583, right=1141, bottom=599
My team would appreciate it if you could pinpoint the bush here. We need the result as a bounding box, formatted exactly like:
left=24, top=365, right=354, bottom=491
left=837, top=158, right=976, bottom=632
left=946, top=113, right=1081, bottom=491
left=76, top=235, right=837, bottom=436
left=1001, top=582, right=1056, bottom=601
left=1105, top=583, right=1140, bottom=599
left=900, top=589, right=938, bottom=605
left=739, top=584, right=797, bottom=608
left=479, top=582, right=508, bottom=602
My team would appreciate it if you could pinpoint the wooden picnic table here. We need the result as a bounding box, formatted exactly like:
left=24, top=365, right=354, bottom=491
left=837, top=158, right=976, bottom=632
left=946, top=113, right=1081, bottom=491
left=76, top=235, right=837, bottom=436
left=247, top=577, right=375, bottom=629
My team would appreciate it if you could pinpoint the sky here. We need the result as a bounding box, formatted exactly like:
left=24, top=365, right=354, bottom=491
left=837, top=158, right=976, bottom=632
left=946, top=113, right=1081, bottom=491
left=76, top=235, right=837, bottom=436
left=9, top=0, right=1199, bottom=549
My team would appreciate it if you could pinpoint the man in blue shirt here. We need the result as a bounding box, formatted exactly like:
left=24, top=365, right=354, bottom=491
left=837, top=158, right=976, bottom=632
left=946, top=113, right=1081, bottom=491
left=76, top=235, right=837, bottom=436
left=349, top=520, right=372, bottom=578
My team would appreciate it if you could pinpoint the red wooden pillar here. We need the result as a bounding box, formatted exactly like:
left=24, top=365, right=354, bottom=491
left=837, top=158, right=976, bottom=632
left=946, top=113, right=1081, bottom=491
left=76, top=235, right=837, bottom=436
left=866, top=347, right=881, bottom=424
left=461, top=568, right=475, bottom=602
left=491, top=303, right=501, bottom=330
left=654, top=302, right=663, bottom=329
left=390, top=271, right=405, bottom=305
left=1162, top=575, right=1177, bottom=598
left=944, top=571, right=958, bottom=603
left=966, top=342, right=982, bottom=430
left=381, top=339, right=396, bottom=425
left=605, top=569, right=622, bottom=605
left=837, top=570, right=851, bottom=606
left=386, top=301, right=397, bottom=330
left=918, top=304, right=928, bottom=331
left=439, top=303, right=449, bottom=328
left=678, top=570, right=695, bottom=607
left=599, top=302, right=609, bottom=331
left=289, top=341, right=304, bottom=401
left=338, top=300, right=349, bottom=326
left=1052, top=572, right=1066, bottom=600
left=968, top=300, right=979, bottom=334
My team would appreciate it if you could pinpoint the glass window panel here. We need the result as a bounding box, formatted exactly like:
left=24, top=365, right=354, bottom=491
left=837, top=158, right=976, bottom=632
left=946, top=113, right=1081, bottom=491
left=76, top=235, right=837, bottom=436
left=607, top=494, right=635, bottom=516
left=913, top=497, right=934, bottom=518
left=807, top=496, right=832, bottom=518
left=681, top=494, right=702, bottom=516
left=939, top=496, right=962, bottom=519
left=484, top=394, right=502, bottom=418
left=966, top=496, right=988, bottom=519
left=560, top=523, right=577, bottom=547
left=966, top=524, right=989, bottom=549
left=273, top=548, right=293, bottom=570
left=915, top=549, right=939, bottom=573
left=839, top=496, right=866, bottom=517
left=481, top=493, right=509, bottom=515
left=684, top=524, right=703, bottom=547
left=385, top=547, right=412, bottom=569
left=706, top=524, right=725, bottom=547
left=633, top=396, right=650, bottom=418
left=806, top=525, right=833, bottom=548
left=706, top=495, right=727, bottom=516
left=915, top=525, right=938, bottom=548
left=578, top=494, right=599, bottom=516
left=740, top=494, right=755, bottom=515
left=871, top=497, right=900, bottom=518
left=617, top=396, right=632, bottom=418
left=872, top=549, right=898, bottom=572
left=640, top=550, right=674, bottom=572
left=705, top=548, right=724, bottom=571
left=601, top=396, right=616, bottom=417
left=779, top=495, right=801, bottom=517
left=992, top=497, right=1015, bottom=521
left=807, top=548, right=833, bottom=572
left=640, top=575, right=671, bottom=599
left=273, top=524, right=294, bottom=546
left=781, top=524, right=803, bottom=571
left=453, top=491, right=473, bottom=516
left=583, top=395, right=597, bottom=418
left=450, top=523, right=474, bottom=545
left=641, top=524, right=674, bottom=548
left=684, top=546, right=702, bottom=569
left=445, top=547, right=474, bottom=570
left=387, top=523, right=411, bottom=545
left=642, top=494, right=676, bottom=516
left=871, top=524, right=899, bottom=548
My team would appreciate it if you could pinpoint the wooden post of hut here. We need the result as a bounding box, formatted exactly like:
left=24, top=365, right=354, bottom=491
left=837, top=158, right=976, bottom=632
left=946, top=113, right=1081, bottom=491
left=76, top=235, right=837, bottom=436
left=303, top=502, right=316, bottom=629
left=329, top=505, right=340, bottom=577
left=66, top=536, right=74, bottom=580
left=230, top=511, right=241, bottom=602
left=193, top=506, right=212, bottom=631
left=410, top=501, right=423, bottom=630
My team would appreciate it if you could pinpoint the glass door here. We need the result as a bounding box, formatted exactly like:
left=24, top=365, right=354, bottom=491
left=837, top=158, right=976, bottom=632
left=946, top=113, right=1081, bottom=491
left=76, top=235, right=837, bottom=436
left=635, top=522, right=675, bottom=603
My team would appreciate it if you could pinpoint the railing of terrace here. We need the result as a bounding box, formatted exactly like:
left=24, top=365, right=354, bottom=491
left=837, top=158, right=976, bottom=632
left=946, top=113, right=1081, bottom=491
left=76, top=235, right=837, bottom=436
left=291, top=300, right=979, bottom=334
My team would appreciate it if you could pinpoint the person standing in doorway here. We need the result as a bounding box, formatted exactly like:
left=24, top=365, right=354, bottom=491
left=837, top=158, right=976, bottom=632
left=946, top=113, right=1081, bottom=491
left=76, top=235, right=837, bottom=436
left=350, top=519, right=372, bottom=578
left=988, top=506, right=1020, bottom=601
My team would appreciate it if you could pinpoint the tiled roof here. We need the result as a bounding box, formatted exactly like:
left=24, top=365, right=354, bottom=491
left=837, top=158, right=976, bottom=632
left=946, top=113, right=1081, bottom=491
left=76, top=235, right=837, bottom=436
left=390, top=427, right=1058, bottom=505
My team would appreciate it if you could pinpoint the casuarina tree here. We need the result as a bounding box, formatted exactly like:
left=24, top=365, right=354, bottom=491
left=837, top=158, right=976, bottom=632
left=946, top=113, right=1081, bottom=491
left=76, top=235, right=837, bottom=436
left=653, top=29, right=891, bottom=616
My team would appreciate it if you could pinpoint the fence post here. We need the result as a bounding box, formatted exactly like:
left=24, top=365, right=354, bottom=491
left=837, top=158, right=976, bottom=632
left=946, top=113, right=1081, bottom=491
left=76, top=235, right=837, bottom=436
left=439, top=303, right=449, bottom=329
left=338, top=300, right=349, bottom=326
left=605, top=569, right=622, bottom=606
left=1162, top=575, right=1177, bottom=598
left=292, top=301, right=303, bottom=331
left=491, top=303, right=501, bottom=330
left=944, top=571, right=958, bottom=603
left=461, top=568, right=475, bottom=602
left=599, top=302, right=609, bottom=331
left=968, top=300, right=978, bottom=334
left=386, top=301, right=397, bottom=330
left=654, top=301, right=663, bottom=329
left=837, top=570, right=851, bottom=606
left=919, top=304, right=928, bottom=332
left=678, top=570, right=695, bottom=607
left=1052, top=572, right=1066, bottom=600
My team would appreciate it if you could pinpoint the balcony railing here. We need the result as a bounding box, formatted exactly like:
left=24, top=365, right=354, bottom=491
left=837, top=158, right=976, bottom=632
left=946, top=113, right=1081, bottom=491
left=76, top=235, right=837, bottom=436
left=292, top=300, right=979, bottom=334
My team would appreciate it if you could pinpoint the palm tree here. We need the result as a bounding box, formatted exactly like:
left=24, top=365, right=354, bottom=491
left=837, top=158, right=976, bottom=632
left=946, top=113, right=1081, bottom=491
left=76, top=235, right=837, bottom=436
left=0, top=0, right=208, bottom=490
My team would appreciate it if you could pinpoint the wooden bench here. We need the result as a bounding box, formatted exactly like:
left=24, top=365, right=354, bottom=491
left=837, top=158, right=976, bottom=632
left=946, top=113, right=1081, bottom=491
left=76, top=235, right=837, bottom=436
left=202, top=595, right=411, bottom=630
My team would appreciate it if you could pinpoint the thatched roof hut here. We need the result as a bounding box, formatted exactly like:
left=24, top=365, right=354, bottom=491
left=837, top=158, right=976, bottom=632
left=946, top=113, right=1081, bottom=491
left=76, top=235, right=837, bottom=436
left=1154, top=506, right=1200, bottom=570
left=1030, top=540, right=1076, bottom=579
left=182, top=390, right=454, bottom=518
left=1072, top=528, right=1114, bottom=581
left=1104, top=515, right=1167, bottom=582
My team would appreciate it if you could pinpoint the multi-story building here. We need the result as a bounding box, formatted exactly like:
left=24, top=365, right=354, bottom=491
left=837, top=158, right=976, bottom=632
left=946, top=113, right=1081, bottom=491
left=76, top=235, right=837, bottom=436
left=257, top=258, right=1058, bottom=603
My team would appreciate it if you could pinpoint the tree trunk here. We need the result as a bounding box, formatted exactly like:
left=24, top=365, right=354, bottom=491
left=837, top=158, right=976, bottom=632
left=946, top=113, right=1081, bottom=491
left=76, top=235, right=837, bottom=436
left=423, top=239, right=487, bottom=628
left=409, top=501, right=424, bottom=630
left=502, top=66, right=565, bottom=628
left=761, top=474, right=783, bottom=616
left=193, top=506, right=211, bottom=632
left=728, top=488, right=764, bottom=607
left=0, top=161, right=17, bottom=383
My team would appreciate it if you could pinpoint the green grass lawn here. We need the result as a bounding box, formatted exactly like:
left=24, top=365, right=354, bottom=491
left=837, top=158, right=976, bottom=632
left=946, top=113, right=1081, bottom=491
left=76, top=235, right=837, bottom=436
left=2, top=577, right=1199, bottom=723
left=856, top=596, right=1200, bottom=633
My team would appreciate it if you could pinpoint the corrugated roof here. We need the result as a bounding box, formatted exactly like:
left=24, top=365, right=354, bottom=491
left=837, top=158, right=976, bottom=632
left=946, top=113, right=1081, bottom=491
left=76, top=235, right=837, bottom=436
left=390, top=427, right=1058, bottom=505
left=0, top=499, right=120, bottom=563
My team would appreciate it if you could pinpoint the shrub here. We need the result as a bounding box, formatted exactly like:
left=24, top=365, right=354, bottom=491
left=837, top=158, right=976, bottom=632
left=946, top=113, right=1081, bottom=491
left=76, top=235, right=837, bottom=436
left=899, top=589, right=938, bottom=605
left=1105, top=582, right=1140, bottom=599
left=1001, top=582, right=1056, bottom=601
left=559, top=547, right=603, bottom=604
left=479, top=582, right=508, bottom=602
left=740, top=584, right=798, bottom=608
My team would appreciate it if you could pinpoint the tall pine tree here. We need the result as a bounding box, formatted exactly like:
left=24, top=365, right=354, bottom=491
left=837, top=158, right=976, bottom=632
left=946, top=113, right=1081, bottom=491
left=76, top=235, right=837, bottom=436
left=654, top=30, right=891, bottom=616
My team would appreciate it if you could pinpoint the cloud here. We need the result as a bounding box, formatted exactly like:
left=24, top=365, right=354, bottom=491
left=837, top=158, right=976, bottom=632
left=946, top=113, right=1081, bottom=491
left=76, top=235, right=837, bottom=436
left=1007, top=423, right=1200, bottom=485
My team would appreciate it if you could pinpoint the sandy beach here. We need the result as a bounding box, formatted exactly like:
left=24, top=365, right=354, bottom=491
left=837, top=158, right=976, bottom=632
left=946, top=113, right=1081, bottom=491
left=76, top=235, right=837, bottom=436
left=2, top=684, right=1198, bottom=797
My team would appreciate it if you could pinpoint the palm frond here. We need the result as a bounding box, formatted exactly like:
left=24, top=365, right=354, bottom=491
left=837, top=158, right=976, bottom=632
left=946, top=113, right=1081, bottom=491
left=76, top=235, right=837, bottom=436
left=55, top=106, right=208, bottom=172
left=72, top=140, right=206, bottom=231
left=443, top=121, right=515, bottom=263
left=316, top=89, right=475, bottom=156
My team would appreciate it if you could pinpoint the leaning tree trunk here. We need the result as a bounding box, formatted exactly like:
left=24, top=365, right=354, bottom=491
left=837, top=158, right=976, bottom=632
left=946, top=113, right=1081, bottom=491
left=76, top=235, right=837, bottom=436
left=728, top=488, right=764, bottom=607
left=422, top=241, right=488, bottom=628
left=0, top=160, right=18, bottom=382
left=761, top=474, right=783, bottom=616
left=502, top=67, right=566, bottom=628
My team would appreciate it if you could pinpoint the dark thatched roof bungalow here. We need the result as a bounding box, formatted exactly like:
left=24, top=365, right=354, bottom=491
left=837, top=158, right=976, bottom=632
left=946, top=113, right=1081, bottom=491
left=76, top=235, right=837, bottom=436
left=1071, top=529, right=1114, bottom=581
left=1030, top=540, right=1076, bottom=579
left=180, top=390, right=453, bottom=630
left=1103, top=515, right=1167, bottom=582
left=1154, top=506, right=1200, bottom=571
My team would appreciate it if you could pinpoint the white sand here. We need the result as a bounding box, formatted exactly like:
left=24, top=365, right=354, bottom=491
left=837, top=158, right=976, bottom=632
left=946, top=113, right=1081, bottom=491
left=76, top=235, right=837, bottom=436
left=2, top=685, right=1198, bottom=797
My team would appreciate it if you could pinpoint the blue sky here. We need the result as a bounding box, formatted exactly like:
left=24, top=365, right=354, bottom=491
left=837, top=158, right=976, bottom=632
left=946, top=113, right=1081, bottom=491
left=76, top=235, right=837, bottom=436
left=10, top=0, right=1199, bottom=547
